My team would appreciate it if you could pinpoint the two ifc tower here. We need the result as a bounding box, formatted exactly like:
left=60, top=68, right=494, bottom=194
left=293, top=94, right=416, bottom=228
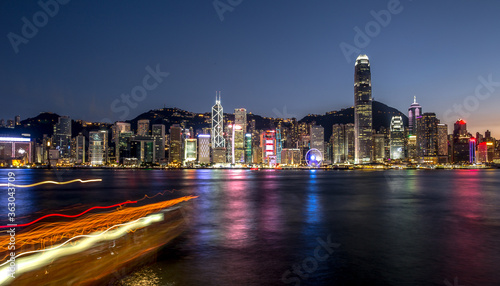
left=354, top=54, right=373, bottom=164
left=211, top=54, right=375, bottom=164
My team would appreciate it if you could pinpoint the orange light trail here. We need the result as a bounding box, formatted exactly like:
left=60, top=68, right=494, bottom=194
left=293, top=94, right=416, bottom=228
left=0, top=178, right=102, bottom=188
left=0, top=201, right=138, bottom=229
left=0, top=195, right=197, bottom=262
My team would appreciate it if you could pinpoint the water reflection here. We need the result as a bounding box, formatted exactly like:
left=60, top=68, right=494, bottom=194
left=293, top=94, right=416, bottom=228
left=2, top=169, right=500, bottom=285
left=223, top=171, right=254, bottom=249
left=443, top=170, right=488, bottom=284
left=305, top=170, right=321, bottom=225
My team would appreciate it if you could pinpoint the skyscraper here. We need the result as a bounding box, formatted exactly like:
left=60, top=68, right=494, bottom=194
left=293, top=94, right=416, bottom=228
left=197, top=134, right=211, bottom=164
left=152, top=124, right=166, bottom=162
left=331, top=124, right=345, bottom=164
left=118, top=131, right=133, bottom=164
left=234, top=108, right=247, bottom=163
left=408, top=96, right=422, bottom=135
left=373, top=133, right=386, bottom=162
left=113, top=122, right=131, bottom=163
left=354, top=54, right=372, bottom=164
left=345, top=123, right=355, bottom=163
left=390, top=116, right=405, bottom=160
left=416, top=113, right=439, bottom=163
left=184, top=138, right=197, bottom=164
left=261, top=130, right=277, bottom=165
left=245, top=133, right=252, bottom=163
left=53, top=116, right=72, bottom=159
left=137, top=119, right=150, bottom=136
left=113, top=122, right=131, bottom=141
left=89, top=130, right=107, bottom=165
left=75, top=133, right=85, bottom=164
left=437, top=123, right=448, bottom=163
left=407, top=135, right=417, bottom=161
left=451, top=119, right=471, bottom=163
left=310, top=125, right=324, bottom=161
left=169, top=125, right=182, bottom=164
left=211, top=92, right=224, bottom=148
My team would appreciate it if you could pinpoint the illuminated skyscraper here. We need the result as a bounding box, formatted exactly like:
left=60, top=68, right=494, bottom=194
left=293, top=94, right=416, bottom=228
left=261, top=130, right=277, bottom=165
left=408, top=96, right=422, bottom=135
left=169, top=125, right=182, bottom=164
left=245, top=133, right=252, bottom=163
left=477, top=141, right=495, bottom=163
left=276, top=128, right=282, bottom=164
left=75, top=133, right=85, bottom=164
left=437, top=123, right=448, bottom=163
left=372, top=133, right=385, bottom=162
left=407, top=135, right=417, bottom=161
left=118, top=131, right=133, bottom=164
left=234, top=108, right=246, bottom=163
left=345, top=123, right=355, bottom=163
left=310, top=125, right=324, bottom=162
left=354, top=54, right=372, bottom=163
left=53, top=116, right=71, bottom=159
left=130, top=137, right=154, bottom=164
left=198, top=134, right=211, bottom=164
left=331, top=124, right=345, bottom=163
left=152, top=124, right=166, bottom=162
left=416, top=113, right=439, bottom=163
left=469, top=137, right=476, bottom=164
left=211, top=92, right=224, bottom=148
left=113, top=122, right=131, bottom=140
left=281, top=148, right=301, bottom=165
left=89, top=130, right=107, bottom=165
left=114, top=122, right=131, bottom=163
left=390, top=116, right=405, bottom=160
left=137, top=119, right=150, bottom=136
left=451, top=119, right=471, bottom=163
left=184, top=138, right=197, bottom=164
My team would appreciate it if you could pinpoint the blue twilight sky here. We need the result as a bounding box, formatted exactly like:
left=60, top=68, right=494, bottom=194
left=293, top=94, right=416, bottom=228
left=1, top=0, right=499, bottom=136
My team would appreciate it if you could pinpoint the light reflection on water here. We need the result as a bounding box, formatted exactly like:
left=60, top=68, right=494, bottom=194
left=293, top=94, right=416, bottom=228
left=1, top=169, right=500, bottom=285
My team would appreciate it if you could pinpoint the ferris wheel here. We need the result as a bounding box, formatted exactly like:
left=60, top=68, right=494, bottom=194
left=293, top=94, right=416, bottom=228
left=305, top=148, right=322, bottom=167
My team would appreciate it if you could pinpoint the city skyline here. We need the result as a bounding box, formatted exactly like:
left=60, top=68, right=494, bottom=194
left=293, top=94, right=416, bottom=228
left=2, top=90, right=498, bottom=141
left=1, top=1, right=500, bottom=136
left=3, top=2, right=500, bottom=286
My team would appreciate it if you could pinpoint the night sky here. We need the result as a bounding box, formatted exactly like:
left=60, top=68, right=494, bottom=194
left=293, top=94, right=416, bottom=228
left=1, top=0, right=499, bottom=136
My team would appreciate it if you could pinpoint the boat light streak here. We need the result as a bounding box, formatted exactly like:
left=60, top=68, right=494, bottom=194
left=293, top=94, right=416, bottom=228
left=0, top=201, right=138, bottom=229
left=0, top=179, right=102, bottom=188
left=0, top=213, right=164, bottom=284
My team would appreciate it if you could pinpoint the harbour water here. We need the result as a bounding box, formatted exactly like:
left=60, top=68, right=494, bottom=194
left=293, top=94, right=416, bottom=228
left=2, top=169, right=500, bottom=285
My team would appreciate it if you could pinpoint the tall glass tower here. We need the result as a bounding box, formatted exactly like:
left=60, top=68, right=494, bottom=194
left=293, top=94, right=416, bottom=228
left=211, top=92, right=225, bottom=148
left=408, top=96, right=422, bottom=135
left=233, top=108, right=247, bottom=163
left=390, top=116, right=405, bottom=159
left=354, top=54, right=372, bottom=164
left=53, top=116, right=72, bottom=159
